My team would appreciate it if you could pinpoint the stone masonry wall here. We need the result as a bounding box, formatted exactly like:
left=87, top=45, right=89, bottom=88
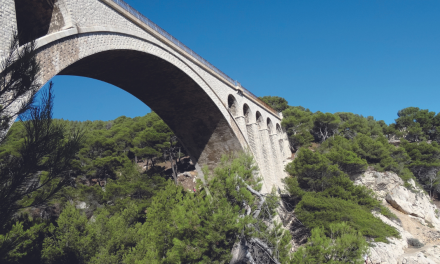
left=0, top=0, right=16, bottom=58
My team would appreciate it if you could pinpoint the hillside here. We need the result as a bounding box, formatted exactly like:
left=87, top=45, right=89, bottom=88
left=0, top=97, right=439, bottom=263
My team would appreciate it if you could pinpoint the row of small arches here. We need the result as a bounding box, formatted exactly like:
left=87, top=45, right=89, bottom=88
left=228, top=94, right=282, bottom=134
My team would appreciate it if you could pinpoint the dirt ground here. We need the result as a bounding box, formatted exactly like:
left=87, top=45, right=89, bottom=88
left=382, top=203, right=440, bottom=262
left=176, top=171, right=198, bottom=192
left=383, top=203, right=440, bottom=246
left=137, top=156, right=198, bottom=192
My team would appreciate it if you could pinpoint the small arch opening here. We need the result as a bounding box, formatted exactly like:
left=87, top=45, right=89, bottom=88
left=267, top=118, right=273, bottom=134
left=243, top=104, right=251, bottom=124
left=276, top=124, right=282, bottom=134
left=256, top=112, right=263, bottom=129
left=228, top=94, right=238, bottom=116
left=276, top=124, right=284, bottom=155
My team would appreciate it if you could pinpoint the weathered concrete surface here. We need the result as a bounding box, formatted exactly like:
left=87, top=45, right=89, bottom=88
left=1, top=0, right=292, bottom=192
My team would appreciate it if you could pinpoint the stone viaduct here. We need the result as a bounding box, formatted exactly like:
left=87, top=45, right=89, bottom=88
left=0, top=0, right=291, bottom=192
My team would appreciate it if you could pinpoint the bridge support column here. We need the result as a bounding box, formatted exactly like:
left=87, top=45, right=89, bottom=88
left=246, top=123, right=257, bottom=158
left=234, top=115, right=248, bottom=143
left=282, top=132, right=291, bottom=160
left=259, top=128, right=276, bottom=190
left=269, top=133, right=284, bottom=187
left=246, top=122, right=267, bottom=192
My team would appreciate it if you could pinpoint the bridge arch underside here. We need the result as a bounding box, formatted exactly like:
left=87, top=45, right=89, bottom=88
left=37, top=33, right=244, bottom=175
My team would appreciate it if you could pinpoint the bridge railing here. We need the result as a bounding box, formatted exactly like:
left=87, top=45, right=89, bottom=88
left=110, top=0, right=279, bottom=117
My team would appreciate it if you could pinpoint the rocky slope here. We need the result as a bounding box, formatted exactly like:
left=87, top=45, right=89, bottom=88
left=354, top=169, right=440, bottom=264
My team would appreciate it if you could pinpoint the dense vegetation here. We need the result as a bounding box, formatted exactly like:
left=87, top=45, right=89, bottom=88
left=40, top=153, right=290, bottom=264
left=1, top=89, right=439, bottom=263
left=0, top=111, right=291, bottom=263
left=260, top=96, right=440, bottom=197
left=258, top=96, right=440, bottom=262
left=1, top=111, right=178, bottom=179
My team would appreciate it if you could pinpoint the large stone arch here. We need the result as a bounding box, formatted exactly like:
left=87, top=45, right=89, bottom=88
left=34, top=31, right=246, bottom=175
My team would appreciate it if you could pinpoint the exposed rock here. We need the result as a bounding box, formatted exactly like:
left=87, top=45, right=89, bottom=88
left=176, top=170, right=197, bottom=192
left=398, top=245, right=440, bottom=264
left=89, top=215, right=96, bottom=223
left=75, top=201, right=88, bottom=209
left=354, top=170, right=440, bottom=230
left=354, top=170, right=403, bottom=201
left=388, top=139, right=401, bottom=146
left=384, top=179, right=440, bottom=230
left=354, top=169, right=440, bottom=263
left=368, top=212, right=412, bottom=264
left=178, top=172, right=192, bottom=178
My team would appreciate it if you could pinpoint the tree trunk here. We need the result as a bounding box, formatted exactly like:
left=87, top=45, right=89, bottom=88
left=170, top=156, right=178, bottom=185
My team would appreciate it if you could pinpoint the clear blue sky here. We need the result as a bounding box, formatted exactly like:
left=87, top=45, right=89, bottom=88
left=47, top=0, right=440, bottom=124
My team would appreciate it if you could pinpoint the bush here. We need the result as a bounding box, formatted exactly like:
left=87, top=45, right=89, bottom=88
left=259, top=96, right=289, bottom=112
left=285, top=148, right=344, bottom=192
left=324, top=148, right=367, bottom=176
left=292, top=222, right=368, bottom=264
left=283, top=176, right=305, bottom=199
left=281, top=106, right=314, bottom=150
left=351, top=134, right=389, bottom=164
left=295, top=193, right=400, bottom=243
left=407, top=238, right=424, bottom=248
left=320, top=175, right=379, bottom=210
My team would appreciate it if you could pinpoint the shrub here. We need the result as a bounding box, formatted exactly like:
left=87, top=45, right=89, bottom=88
left=320, top=175, right=379, bottom=210
left=324, top=148, right=368, bottom=176
left=407, top=238, right=424, bottom=248
left=283, top=176, right=305, bottom=198
left=292, top=222, right=368, bottom=264
left=295, top=193, right=400, bottom=243
left=425, top=221, right=434, bottom=229
left=285, top=148, right=344, bottom=192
